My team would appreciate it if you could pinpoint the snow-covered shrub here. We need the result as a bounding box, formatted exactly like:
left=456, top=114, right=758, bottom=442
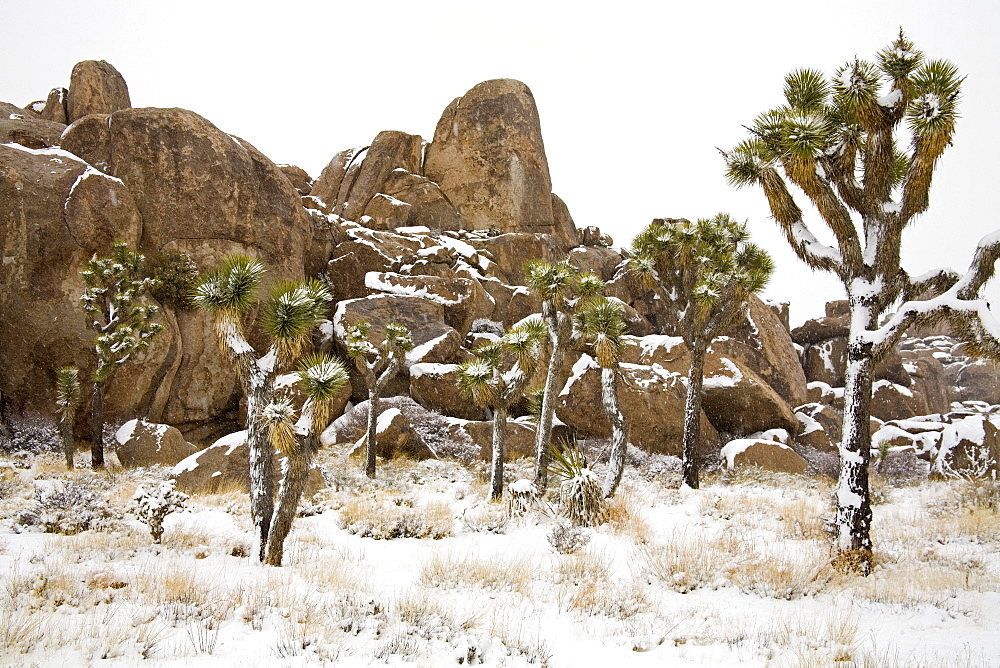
left=338, top=494, right=453, bottom=540
left=469, top=318, right=504, bottom=337
left=507, top=479, right=537, bottom=517
left=461, top=503, right=509, bottom=534
left=17, top=479, right=111, bottom=535
left=133, top=481, right=188, bottom=543
left=147, top=248, right=199, bottom=310
left=547, top=521, right=590, bottom=555
left=2, top=419, right=61, bottom=455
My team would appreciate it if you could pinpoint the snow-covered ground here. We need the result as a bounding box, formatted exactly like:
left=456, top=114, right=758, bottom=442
left=0, top=450, right=997, bottom=667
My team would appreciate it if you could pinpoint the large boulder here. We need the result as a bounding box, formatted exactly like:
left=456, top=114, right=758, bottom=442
left=953, top=359, right=1000, bottom=406
left=345, top=406, right=436, bottom=461
left=379, top=169, right=463, bottom=230
left=67, top=60, right=131, bottom=122
left=467, top=232, right=563, bottom=285
left=114, top=419, right=197, bottom=468
left=0, top=101, right=65, bottom=149
left=724, top=295, right=809, bottom=408
left=365, top=272, right=494, bottom=335
left=410, top=363, right=488, bottom=420
left=934, top=415, right=1000, bottom=478
left=447, top=418, right=537, bottom=460
left=424, top=79, right=556, bottom=237
left=791, top=316, right=849, bottom=346
left=556, top=354, right=720, bottom=457
left=170, top=431, right=324, bottom=494
left=326, top=226, right=426, bottom=300
left=334, top=130, right=423, bottom=223
left=721, top=438, right=809, bottom=474
left=311, top=146, right=364, bottom=212
left=802, top=338, right=847, bottom=387
left=332, top=294, right=464, bottom=372
left=0, top=142, right=163, bottom=425
left=699, top=348, right=799, bottom=436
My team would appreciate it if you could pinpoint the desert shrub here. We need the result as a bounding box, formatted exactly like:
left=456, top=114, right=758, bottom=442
left=133, top=480, right=189, bottom=543
left=16, top=478, right=112, bottom=535
left=469, top=318, right=504, bottom=337
left=2, top=419, right=61, bottom=455
left=338, top=494, right=454, bottom=540
left=461, top=503, right=509, bottom=534
left=147, top=249, right=199, bottom=309
left=547, top=521, right=590, bottom=555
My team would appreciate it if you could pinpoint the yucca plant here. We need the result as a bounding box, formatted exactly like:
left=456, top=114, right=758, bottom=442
left=55, top=367, right=81, bottom=469
left=80, top=241, right=163, bottom=469
left=346, top=320, right=414, bottom=479
left=456, top=318, right=547, bottom=501
left=631, top=214, right=773, bottom=490
left=547, top=439, right=605, bottom=527
left=193, top=255, right=333, bottom=562
left=525, top=260, right=604, bottom=490
left=722, top=31, right=1000, bottom=571
left=576, top=298, right=629, bottom=497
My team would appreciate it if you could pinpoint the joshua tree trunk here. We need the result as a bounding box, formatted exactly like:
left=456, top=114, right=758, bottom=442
left=835, top=339, right=875, bottom=567
left=366, top=390, right=379, bottom=479
left=534, top=315, right=571, bottom=491
left=246, top=372, right=275, bottom=562
left=60, top=416, right=75, bottom=470
left=490, top=404, right=509, bottom=501
left=90, top=380, right=106, bottom=469
left=264, top=432, right=317, bottom=567
left=601, top=365, right=627, bottom=497
left=681, top=343, right=707, bottom=489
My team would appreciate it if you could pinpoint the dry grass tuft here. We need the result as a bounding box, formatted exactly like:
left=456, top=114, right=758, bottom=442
left=419, top=550, right=536, bottom=595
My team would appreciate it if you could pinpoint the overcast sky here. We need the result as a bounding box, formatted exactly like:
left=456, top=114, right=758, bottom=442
left=3, top=0, right=998, bottom=326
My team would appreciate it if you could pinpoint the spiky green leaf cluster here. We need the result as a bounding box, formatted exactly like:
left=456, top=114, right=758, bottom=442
left=525, top=260, right=605, bottom=312
left=576, top=298, right=627, bottom=368
left=546, top=438, right=588, bottom=482
left=191, top=254, right=266, bottom=314
left=261, top=279, right=332, bottom=361
left=296, top=353, right=349, bottom=402
left=456, top=319, right=546, bottom=408
left=55, top=367, right=81, bottom=420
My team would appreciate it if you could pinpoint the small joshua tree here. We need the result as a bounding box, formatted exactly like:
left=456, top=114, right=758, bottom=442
left=133, top=480, right=188, bottom=543
left=55, top=367, right=81, bottom=469
left=631, top=215, right=773, bottom=489
left=722, top=32, right=1000, bottom=570
left=80, top=242, right=163, bottom=469
left=345, top=320, right=413, bottom=479
left=525, top=260, right=604, bottom=490
left=457, top=319, right=547, bottom=501
left=193, top=255, right=332, bottom=561
left=263, top=353, right=349, bottom=566
left=576, top=299, right=629, bottom=497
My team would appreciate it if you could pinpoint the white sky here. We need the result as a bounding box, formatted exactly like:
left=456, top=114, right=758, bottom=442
left=3, top=0, right=999, bottom=326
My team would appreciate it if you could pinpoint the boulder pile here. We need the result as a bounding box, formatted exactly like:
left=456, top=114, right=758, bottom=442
left=2, top=61, right=998, bottom=479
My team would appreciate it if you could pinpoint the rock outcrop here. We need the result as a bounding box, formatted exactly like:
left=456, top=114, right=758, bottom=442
left=67, top=60, right=131, bottom=122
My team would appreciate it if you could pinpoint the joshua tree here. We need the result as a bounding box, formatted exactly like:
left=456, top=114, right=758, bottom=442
left=525, top=260, right=603, bottom=490
left=722, top=32, right=1000, bottom=570
left=263, top=353, right=349, bottom=566
left=576, top=298, right=629, bottom=497
left=456, top=318, right=547, bottom=501
left=80, top=242, right=163, bottom=469
left=631, top=215, right=773, bottom=490
left=345, top=320, right=414, bottom=479
left=193, top=255, right=332, bottom=561
left=55, top=367, right=81, bottom=469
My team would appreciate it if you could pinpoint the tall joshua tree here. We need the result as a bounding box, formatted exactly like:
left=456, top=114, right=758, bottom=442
left=456, top=318, right=547, bottom=501
left=80, top=242, right=163, bottom=469
left=263, top=353, right=349, bottom=566
left=722, top=32, right=1000, bottom=569
left=345, top=320, right=413, bottom=479
left=193, top=255, right=332, bottom=561
left=55, top=367, right=81, bottom=469
left=576, top=298, right=629, bottom=498
left=525, top=260, right=604, bottom=490
left=631, top=215, right=773, bottom=490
